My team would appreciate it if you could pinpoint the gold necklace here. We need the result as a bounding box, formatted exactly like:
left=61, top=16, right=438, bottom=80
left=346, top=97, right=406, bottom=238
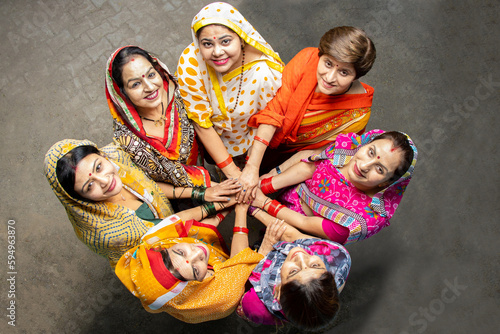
left=230, top=49, right=245, bottom=113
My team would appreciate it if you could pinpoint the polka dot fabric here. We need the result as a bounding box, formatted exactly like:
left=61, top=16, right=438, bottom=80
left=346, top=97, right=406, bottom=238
left=177, top=2, right=283, bottom=156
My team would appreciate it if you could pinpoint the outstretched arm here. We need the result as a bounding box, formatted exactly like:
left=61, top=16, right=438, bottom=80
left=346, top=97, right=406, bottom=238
left=230, top=203, right=251, bottom=258
left=237, top=124, right=277, bottom=203
left=252, top=189, right=329, bottom=239
left=175, top=196, right=237, bottom=225
left=157, top=178, right=241, bottom=202
left=250, top=208, right=312, bottom=242
left=194, top=124, right=242, bottom=179
left=260, top=160, right=316, bottom=194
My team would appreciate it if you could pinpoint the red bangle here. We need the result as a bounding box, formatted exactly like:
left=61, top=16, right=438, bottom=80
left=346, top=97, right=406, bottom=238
left=216, top=213, right=226, bottom=223
left=254, top=136, right=269, bottom=147
left=233, top=226, right=249, bottom=234
left=267, top=200, right=284, bottom=217
left=260, top=177, right=276, bottom=195
left=216, top=155, right=233, bottom=169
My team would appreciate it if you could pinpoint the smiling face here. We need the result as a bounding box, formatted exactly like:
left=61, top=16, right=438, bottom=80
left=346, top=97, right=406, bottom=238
left=73, top=153, right=123, bottom=201
left=316, top=54, right=356, bottom=95
left=198, top=24, right=243, bottom=74
left=342, top=138, right=404, bottom=192
left=121, top=55, right=166, bottom=112
left=279, top=247, right=327, bottom=286
left=167, top=243, right=210, bottom=282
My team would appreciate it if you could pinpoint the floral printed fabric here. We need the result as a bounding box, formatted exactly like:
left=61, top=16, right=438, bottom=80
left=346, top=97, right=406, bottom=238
left=248, top=238, right=351, bottom=319
left=281, top=129, right=418, bottom=244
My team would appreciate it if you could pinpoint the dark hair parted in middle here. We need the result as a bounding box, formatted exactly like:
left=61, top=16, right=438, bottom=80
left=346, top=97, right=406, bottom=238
left=372, top=131, right=414, bottom=183
left=56, top=145, right=101, bottom=201
left=280, top=271, right=340, bottom=331
left=318, top=26, right=376, bottom=79
left=111, top=46, right=163, bottom=96
left=160, top=248, right=187, bottom=281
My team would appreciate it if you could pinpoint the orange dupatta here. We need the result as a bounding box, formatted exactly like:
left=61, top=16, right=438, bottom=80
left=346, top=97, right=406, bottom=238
left=248, top=47, right=374, bottom=150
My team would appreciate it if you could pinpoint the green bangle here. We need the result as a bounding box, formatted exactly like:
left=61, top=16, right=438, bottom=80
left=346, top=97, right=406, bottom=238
left=191, top=186, right=206, bottom=205
left=201, top=202, right=217, bottom=217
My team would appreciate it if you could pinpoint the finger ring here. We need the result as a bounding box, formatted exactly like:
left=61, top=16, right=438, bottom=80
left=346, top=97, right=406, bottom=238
left=243, top=189, right=246, bottom=192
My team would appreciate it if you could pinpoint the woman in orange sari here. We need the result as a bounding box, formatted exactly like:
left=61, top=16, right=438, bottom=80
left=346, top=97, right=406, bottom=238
left=237, top=26, right=376, bottom=202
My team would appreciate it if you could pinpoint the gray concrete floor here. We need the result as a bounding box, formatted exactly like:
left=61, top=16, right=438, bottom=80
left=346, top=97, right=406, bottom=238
left=1, top=0, right=499, bottom=333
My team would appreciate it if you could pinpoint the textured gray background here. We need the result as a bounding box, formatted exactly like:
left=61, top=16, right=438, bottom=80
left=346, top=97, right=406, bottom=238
left=0, top=0, right=498, bottom=333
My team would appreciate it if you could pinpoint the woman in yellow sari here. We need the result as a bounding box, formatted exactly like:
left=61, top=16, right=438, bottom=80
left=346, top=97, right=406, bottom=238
left=115, top=204, right=288, bottom=323
left=44, top=139, right=239, bottom=266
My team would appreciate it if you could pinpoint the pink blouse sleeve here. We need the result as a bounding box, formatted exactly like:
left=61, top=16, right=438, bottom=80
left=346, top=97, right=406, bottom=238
left=321, top=219, right=350, bottom=244
left=237, top=288, right=285, bottom=326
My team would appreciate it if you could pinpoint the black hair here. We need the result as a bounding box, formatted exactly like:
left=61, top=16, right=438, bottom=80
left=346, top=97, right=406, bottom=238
left=372, top=131, right=414, bottom=183
left=160, top=249, right=187, bottom=281
left=280, top=271, right=340, bottom=331
left=111, top=46, right=161, bottom=96
left=56, top=145, right=100, bottom=201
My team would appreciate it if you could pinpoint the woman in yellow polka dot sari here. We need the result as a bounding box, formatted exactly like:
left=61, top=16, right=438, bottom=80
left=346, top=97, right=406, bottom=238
left=177, top=2, right=283, bottom=179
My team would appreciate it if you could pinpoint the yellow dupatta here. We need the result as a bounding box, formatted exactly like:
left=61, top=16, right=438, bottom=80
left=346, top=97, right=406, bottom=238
left=115, top=215, right=263, bottom=323
left=44, top=139, right=174, bottom=266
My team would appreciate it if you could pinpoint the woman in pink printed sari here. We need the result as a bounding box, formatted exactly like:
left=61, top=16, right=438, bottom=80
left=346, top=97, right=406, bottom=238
left=251, top=129, right=417, bottom=244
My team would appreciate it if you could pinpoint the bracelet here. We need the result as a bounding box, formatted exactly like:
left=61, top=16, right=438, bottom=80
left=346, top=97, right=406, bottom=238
left=191, top=186, right=206, bottom=205
left=216, top=156, right=233, bottom=169
left=233, top=226, right=249, bottom=234
left=263, top=197, right=270, bottom=210
left=275, top=166, right=282, bottom=174
left=254, top=136, right=269, bottom=146
left=216, top=213, right=226, bottom=223
left=233, top=231, right=248, bottom=235
left=248, top=205, right=259, bottom=216
left=260, top=177, right=276, bottom=195
left=266, top=200, right=285, bottom=217
left=201, top=202, right=217, bottom=218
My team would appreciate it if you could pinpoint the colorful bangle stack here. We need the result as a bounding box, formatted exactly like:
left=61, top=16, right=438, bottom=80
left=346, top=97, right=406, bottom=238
left=260, top=177, right=276, bottom=195
left=233, top=226, right=249, bottom=235
left=201, top=202, right=217, bottom=218
left=254, top=136, right=269, bottom=146
left=266, top=199, right=285, bottom=217
left=216, top=156, right=233, bottom=169
left=191, top=186, right=206, bottom=205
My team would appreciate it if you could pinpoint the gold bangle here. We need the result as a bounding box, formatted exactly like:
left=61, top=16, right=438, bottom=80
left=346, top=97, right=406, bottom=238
left=233, top=231, right=248, bottom=235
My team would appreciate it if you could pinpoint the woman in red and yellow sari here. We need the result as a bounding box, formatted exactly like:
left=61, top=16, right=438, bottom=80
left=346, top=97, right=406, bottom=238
left=237, top=26, right=376, bottom=202
left=106, top=46, right=209, bottom=187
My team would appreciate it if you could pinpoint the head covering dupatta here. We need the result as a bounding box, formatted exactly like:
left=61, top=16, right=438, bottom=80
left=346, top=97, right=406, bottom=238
left=250, top=238, right=351, bottom=320
left=177, top=2, right=284, bottom=155
left=116, top=215, right=263, bottom=323
left=300, top=129, right=418, bottom=243
left=44, top=139, right=174, bottom=266
left=105, top=46, right=209, bottom=187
